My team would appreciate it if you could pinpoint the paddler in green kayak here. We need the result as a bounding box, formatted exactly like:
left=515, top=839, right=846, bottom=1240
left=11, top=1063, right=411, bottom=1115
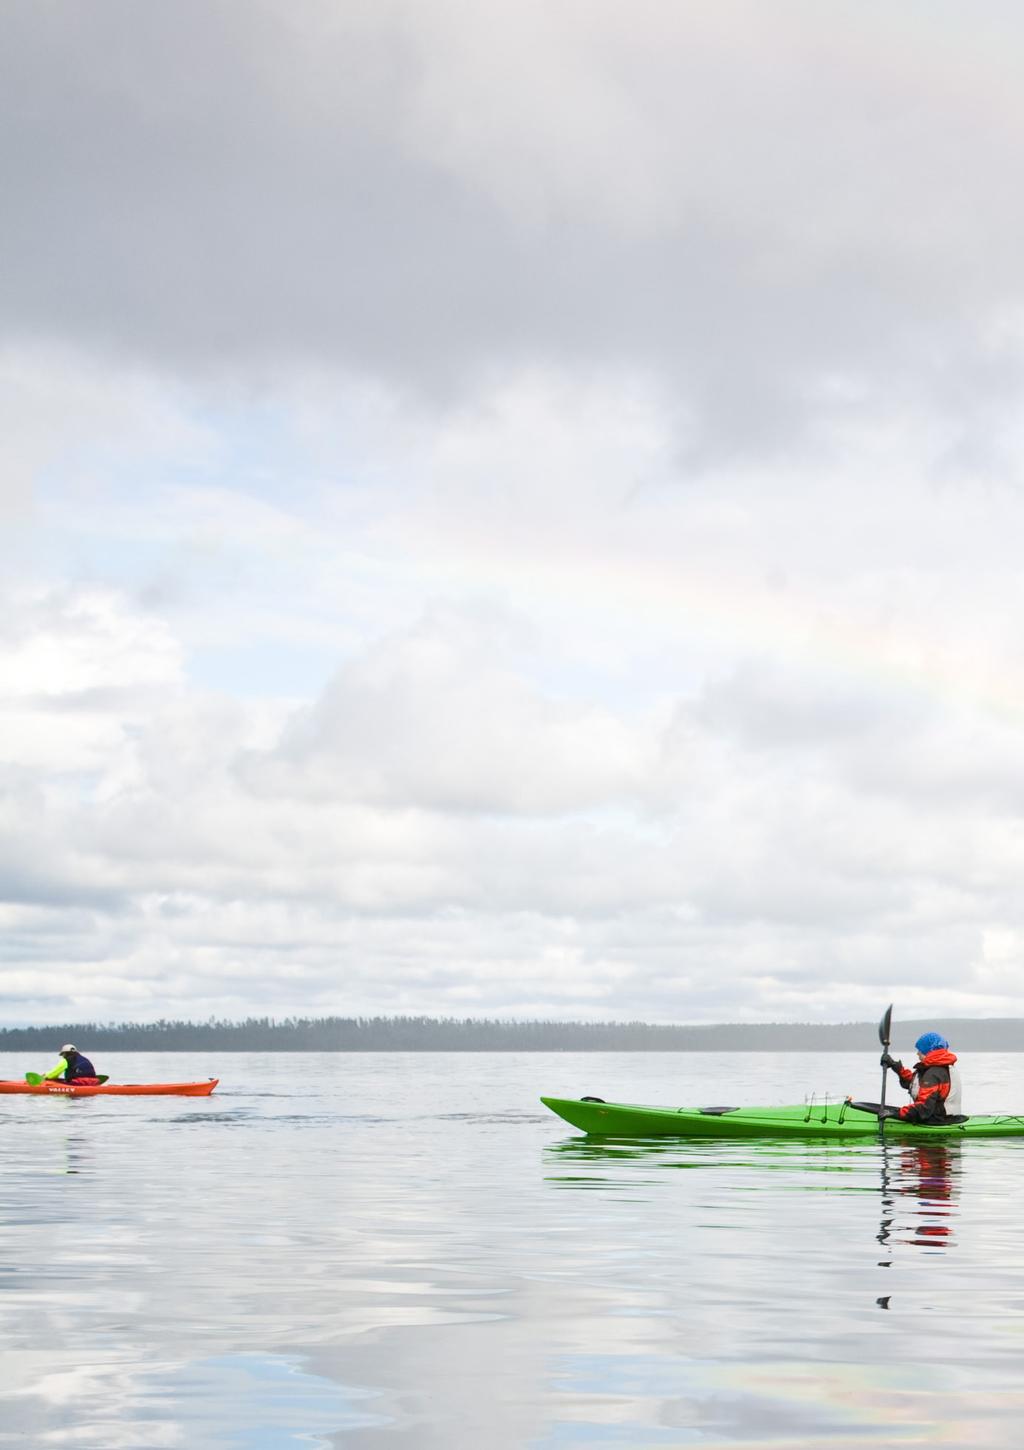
left=880, top=1031, right=962, bottom=1123
left=39, top=1044, right=102, bottom=1087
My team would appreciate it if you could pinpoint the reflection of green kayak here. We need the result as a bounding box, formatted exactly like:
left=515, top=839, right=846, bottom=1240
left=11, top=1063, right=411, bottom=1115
left=540, top=1096, right=1024, bottom=1140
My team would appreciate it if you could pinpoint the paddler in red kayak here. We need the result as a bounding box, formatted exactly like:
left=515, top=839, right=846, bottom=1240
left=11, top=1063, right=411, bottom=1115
left=40, top=1044, right=102, bottom=1087
left=880, top=1031, right=962, bottom=1123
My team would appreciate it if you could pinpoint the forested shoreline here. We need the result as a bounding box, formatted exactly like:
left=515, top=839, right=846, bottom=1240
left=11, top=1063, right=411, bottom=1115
left=1, top=1015, right=1022, bottom=1050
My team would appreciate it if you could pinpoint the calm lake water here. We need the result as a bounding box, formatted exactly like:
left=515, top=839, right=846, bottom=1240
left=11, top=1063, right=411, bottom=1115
left=2, top=1049, right=1024, bottom=1448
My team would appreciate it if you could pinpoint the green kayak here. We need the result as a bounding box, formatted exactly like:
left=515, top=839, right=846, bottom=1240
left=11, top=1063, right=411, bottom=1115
left=540, top=1096, right=1024, bottom=1140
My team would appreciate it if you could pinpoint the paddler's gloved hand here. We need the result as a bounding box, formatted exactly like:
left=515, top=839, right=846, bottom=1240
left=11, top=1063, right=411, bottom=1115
left=879, top=1052, right=902, bottom=1072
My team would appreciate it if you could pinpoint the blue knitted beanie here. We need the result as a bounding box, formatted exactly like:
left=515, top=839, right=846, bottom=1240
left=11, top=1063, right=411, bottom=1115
left=915, top=1031, right=948, bottom=1055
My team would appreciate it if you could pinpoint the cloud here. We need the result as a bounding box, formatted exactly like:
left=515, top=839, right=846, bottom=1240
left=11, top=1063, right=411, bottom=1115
left=5, top=2, right=1024, bottom=463
left=246, top=600, right=651, bottom=814
left=2, top=561, right=1023, bottom=1027
left=4, top=5, right=1024, bottom=1025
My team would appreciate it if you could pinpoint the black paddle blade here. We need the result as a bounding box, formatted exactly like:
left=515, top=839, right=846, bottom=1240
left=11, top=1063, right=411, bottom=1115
left=877, top=1003, right=893, bottom=1048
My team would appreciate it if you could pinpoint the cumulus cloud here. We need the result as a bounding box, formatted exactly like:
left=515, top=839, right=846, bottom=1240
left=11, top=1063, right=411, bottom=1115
left=246, top=601, right=651, bottom=813
left=3, top=560, right=1024, bottom=1026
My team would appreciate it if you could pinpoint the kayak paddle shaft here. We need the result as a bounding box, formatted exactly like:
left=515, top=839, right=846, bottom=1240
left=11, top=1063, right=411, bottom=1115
left=878, top=1003, right=893, bottom=1117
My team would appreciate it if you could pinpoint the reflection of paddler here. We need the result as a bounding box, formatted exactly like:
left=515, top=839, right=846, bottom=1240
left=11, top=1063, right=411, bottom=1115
left=905, top=1142, right=955, bottom=1200
left=898, top=1142, right=955, bottom=1242
left=879, top=1140, right=958, bottom=1256
left=60, top=1134, right=90, bottom=1177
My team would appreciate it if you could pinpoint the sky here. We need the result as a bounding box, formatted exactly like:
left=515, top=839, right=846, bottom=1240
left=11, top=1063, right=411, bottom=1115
left=3, top=0, right=1024, bottom=1026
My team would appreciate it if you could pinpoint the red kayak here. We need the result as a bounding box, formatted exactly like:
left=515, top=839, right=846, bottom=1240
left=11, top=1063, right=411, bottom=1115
left=0, top=1079, right=219, bottom=1097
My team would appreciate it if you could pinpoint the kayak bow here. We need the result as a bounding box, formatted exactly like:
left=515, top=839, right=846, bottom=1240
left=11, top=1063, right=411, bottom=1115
left=540, top=1096, right=1024, bottom=1140
left=0, top=1078, right=219, bottom=1097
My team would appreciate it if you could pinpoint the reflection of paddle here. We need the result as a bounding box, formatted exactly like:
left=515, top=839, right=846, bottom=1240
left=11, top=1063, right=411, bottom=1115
left=878, top=1004, right=893, bottom=1121
left=25, top=1072, right=109, bottom=1086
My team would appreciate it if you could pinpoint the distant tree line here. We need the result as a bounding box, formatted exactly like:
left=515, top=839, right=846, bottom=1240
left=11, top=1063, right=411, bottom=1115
left=1, top=1015, right=1022, bottom=1050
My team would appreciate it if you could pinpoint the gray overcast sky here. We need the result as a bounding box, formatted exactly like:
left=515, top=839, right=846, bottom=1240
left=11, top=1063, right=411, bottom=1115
left=3, top=1, right=1024, bottom=1025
